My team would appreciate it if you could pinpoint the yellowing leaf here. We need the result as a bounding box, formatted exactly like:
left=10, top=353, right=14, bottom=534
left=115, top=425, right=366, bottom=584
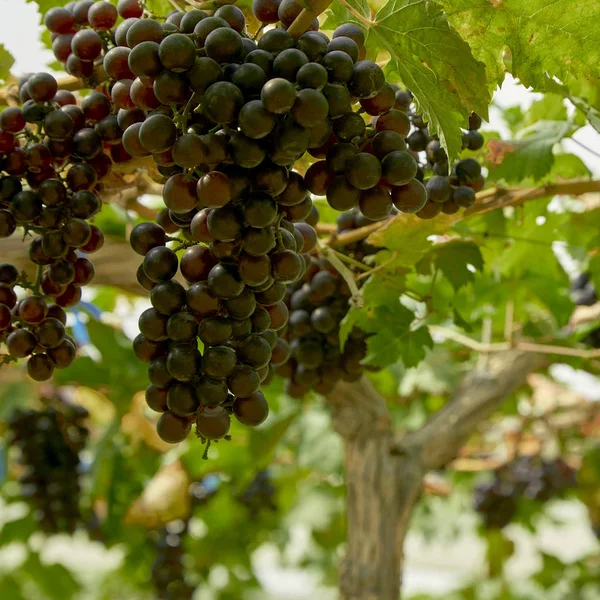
left=125, top=461, right=191, bottom=528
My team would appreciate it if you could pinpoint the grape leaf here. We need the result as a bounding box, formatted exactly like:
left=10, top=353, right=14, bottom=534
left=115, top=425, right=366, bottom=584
left=525, top=95, right=568, bottom=126
left=24, top=554, right=81, bottom=600
left=588, top=254, right=600, bottom=298
left=488, top=120, right=575, bottom=183
left=399, top=325, right=434, bottom=368
left=433, top=239, right=484, bottom=291
left=372, top=1, right=490, bottom=158
left=0, top=513, right=37, bottom=546
left=0, top=44, right=14, bottom=81
left=437, top=0, right=600, bottom=93
left=363, top=314, right=432, bottom=368
left=339, top=267, right=406, bottom=348
left=546, top=153, right=591, bottom=181
left=0, top=577, right=24, bottom=600
left=146, top=0, right=174, bottom=17
left=544, top=77, right=600, bottom=134
left=27, top=0, right=70, bottom=18
left=249, top=410, right=299, bottom=465
left=324, top=0, right=490, bottom=162
left=368, top=212, right=457, bottom=265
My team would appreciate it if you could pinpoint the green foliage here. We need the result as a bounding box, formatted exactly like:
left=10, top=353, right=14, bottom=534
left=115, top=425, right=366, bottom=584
left=0, top=44, right=14, bottom=81
left=54, top=319, right=147, bottom=415
left=489, top=120, right=575, bottom=182
left=437, top=0, right=600, bottom=93
left=28, top=0, right=70, bottom=18
left=145, top=0, right=174, bottom=17
left=433, top=240, right=484, bottom=291
left=325, top=0, right=490, bottom=161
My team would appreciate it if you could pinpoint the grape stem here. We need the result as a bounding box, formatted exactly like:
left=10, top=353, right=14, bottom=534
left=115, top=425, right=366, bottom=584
left=252, top=23, right=267, bottom=41
left=178, top=93, right=199, bottom=134
left=327, top=247, right=371, bottom=272
left=31, top=264, right=43, bottom=296
left=170, top=239, right=198, bottom=252
left=202, top=440, right=211, bottom=460
left=287, top=0, right=335, bottom=38
left=318, top=244, right=362, bottom=305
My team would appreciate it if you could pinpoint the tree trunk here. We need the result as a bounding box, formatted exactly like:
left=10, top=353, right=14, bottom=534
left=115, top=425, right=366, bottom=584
left=328, top=378, right=423, bottom=600
left=328, top=352, right=548, bottom=598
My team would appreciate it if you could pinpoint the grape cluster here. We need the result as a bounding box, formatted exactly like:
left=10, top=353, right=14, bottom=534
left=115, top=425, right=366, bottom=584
left=152, top=521, right=196, bottom=600
left=0, top=70, right=111, bottom=379
left=572, top=272, right=597, bottom=307
left=303, top=83, right=485, bottom=221
left=7, top=397, right=89, bottom=533
left=275, top=210, right=381, bottom=397
left=474, top=456, right=577, bottom=529
left=409, top=99, right=485, bottom=217
left=570, top=273, right=600, bottom=347
left=46, top=0, right=140, bottom=80
left=119, top=2, right=384, bottom=443
left=151, top=480, right=217, bottom=600
left=237, top=469, right=277, bottom=512
left=132, top=208, right=315, bottom=444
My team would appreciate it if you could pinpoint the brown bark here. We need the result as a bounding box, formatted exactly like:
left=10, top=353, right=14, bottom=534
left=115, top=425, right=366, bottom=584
left=405, top=351, right=551, bottom=471
left=328, top=378, right=423, bottom=600
left=328, top=350, right=549, bottom=599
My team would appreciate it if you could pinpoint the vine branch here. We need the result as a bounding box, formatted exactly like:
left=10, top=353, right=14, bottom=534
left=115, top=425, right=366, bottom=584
left=402, top=350, right=551, bottom=471
left=429, top=325, right=600, bottom=360
left=324, top=178, right=600, bottom=249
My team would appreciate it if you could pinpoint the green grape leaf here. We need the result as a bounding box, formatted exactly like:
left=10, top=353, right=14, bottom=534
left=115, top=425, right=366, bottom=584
left=371, top=0, right=490, bottom=160
left=521, top=274, right=574, bottom=327
left=323, top=0, right=369, bottom=29
left=433, top=239, right=484, bottom=291
left=339, top=303, right=361, bottom=349
left=0, top=44, right=14, bottom=81
left=437, top=0, right=600, bottom=93
left=485, top=529, right=514, bottom=578
left=525, top=95, right=569, bottom=126
left=24, top=554, right=81, bottom=600
left=27, top=0, right=70, bottom=18
left=325, top=0, right=490, bottom=162
left=488, top=120, right=575, bottom=183
left=544, top=77, right=600, bottom=134
left=145, top=0, right=174, bottom=17
left=368, top=212, right=457, bottom=265
left=248, top=410, right=300, bottom=465
left=54, top=319, right=147, bottom=415
left=398, top=325, right=434, bottom=368
left=0, top=576, right=25, bottom=600
left=0, top=513, right=37, bottom=546
left=363, top=312, right=432, bottom=368
left=588, top=254, right=600, bottom=297
left=546, top=153, right=591, bottom=181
